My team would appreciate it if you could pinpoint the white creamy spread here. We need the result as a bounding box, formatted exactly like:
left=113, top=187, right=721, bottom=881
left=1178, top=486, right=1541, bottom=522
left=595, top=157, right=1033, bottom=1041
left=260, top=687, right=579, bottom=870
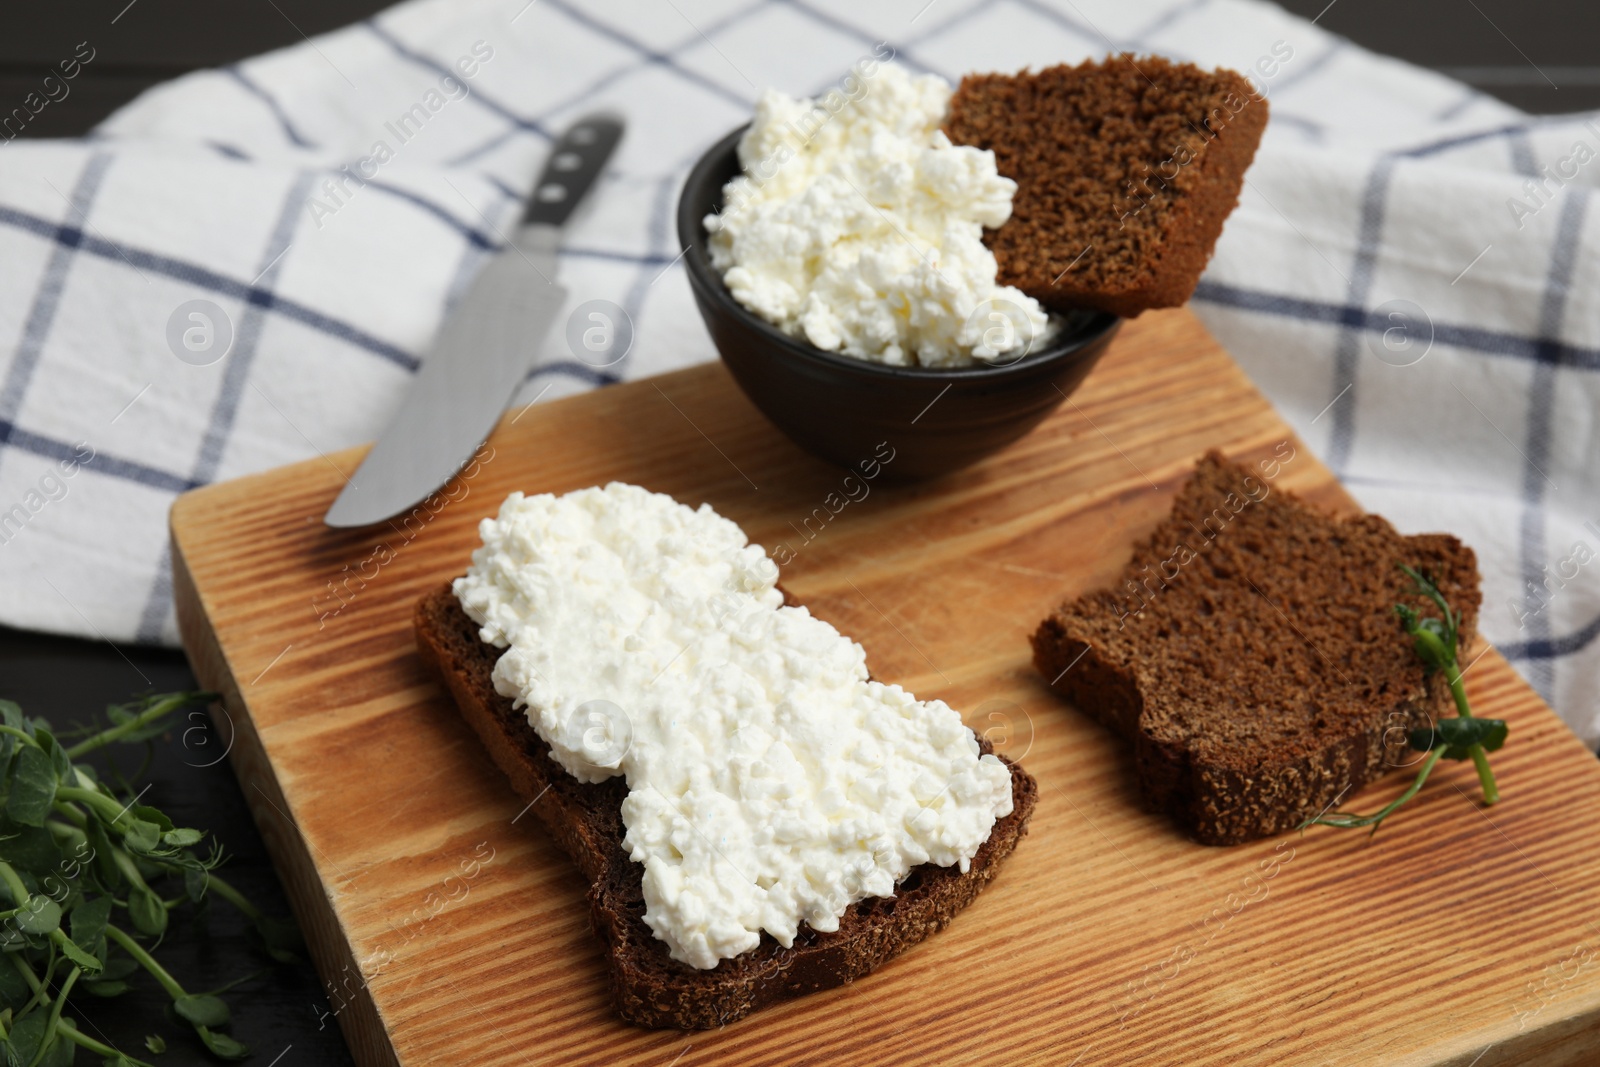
left=705, top=63, right=1053, bottom=368
left=454, top=484, right=1014, bottom=969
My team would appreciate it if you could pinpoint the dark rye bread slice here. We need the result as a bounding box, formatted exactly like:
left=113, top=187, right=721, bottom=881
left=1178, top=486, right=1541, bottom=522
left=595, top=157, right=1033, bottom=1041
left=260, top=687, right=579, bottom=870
left=944, top=55, right=1268, bottom=318
left=415, top=584, right=1037, bottom=1029
left=1031, top=452, right=1480, bottom=845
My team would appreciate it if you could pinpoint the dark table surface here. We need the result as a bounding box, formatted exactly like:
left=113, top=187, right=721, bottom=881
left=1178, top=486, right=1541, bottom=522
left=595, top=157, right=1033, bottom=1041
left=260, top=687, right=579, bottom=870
left=3, top=2, right=1593, bottom=1065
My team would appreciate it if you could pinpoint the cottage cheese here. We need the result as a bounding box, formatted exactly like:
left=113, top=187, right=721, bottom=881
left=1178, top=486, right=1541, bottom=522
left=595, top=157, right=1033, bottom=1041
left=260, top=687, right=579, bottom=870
left=454, top=484, right=1014, bottom=970
left=705, top=63, right=1053, bottom=368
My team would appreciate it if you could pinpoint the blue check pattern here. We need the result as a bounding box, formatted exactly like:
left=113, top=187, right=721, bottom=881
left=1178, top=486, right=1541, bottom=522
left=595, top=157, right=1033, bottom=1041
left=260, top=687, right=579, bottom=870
left=0, top=0, right=1595, bottom=745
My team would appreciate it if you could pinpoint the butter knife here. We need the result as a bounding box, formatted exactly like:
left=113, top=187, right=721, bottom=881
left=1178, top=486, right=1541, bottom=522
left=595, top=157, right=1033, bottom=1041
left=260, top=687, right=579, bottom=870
left=324, top=113, right=624, bottom=528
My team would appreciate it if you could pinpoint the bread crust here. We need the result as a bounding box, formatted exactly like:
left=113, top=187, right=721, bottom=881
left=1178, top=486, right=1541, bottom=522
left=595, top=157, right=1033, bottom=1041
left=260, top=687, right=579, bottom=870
left=415, top=587, right=1037, bottom=1028
left=945, top=55, right=1269, bottom=318
left=1030, top=452, right=1480, bottom=845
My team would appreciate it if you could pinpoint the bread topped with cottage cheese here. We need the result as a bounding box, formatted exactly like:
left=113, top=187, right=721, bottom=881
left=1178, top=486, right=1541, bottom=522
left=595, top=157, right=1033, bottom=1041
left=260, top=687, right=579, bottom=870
left=415, top=484, right=1036, bottom=1028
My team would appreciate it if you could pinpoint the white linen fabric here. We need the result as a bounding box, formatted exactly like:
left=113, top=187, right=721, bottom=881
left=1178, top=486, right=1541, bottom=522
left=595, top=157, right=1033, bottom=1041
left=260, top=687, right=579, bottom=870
left=0, top=0, right=1595, bottom=744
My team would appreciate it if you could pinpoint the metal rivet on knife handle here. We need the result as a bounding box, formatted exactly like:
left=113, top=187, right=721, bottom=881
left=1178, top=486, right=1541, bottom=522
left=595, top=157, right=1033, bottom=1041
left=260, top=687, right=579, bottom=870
left=521, top=112, right=624, bottom=229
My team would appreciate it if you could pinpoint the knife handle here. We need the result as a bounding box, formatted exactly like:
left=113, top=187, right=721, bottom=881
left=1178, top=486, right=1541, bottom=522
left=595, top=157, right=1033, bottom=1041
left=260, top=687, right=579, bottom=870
left=521, top=113, right=625, bottom=228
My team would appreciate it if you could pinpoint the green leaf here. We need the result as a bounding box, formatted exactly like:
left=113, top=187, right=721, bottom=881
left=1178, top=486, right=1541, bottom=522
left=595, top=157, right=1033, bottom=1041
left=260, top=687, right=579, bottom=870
left=127, top=887, right=167, bottom=937
left=0, top=955, right=30, bottom=1010
left=247, top=916, right=303, bottom=964
left=79, top=979, right=131, bottom=998
left=54, top=929, right=102, bottom=975
left=4, top=1009, right=46, bottom=1065
left=84, top=821, right=120, bottom=891
left=98, top=956, right=140, bottom=982
left=183, top=869, right=206, bottom=905
left=37, top=1019, right=74, bottom=1067
left=38, top=729, right=72, bottom=786
left=193, top=1027, right=248, bottom=1061
left=1409, top=718, right=1509, bottom=760
left=0, top=821, right=64, bottom=872
left=121, top=820, right=162, bottom=856
left=172, top=995, right=230, bottom=1029
left=5, top=745, right=57, bottom=827
left=159, top=828, right=202, bottom=850
left=0, top=703, right=17, bottom=764
left=126, top=807, right=173, bottom=834
left=70, top=896, right=113, bottom=963
left=143, top=1034, right=165, bottom=1054
left=15, top=897, right=61, bottom=935
left=49, top=882, right=83, bottom=916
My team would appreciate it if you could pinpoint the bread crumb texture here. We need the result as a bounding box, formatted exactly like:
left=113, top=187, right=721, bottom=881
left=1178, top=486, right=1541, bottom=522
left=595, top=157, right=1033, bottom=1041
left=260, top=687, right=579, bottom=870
left=945, top=55, right=1268, bottom=317
left=1031, top=451, right=1480, bottom=844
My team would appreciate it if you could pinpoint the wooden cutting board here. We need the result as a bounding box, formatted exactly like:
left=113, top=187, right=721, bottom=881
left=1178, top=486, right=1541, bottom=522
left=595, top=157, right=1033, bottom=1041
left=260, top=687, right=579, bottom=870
left=171, top=308, right=1600, bottom=1067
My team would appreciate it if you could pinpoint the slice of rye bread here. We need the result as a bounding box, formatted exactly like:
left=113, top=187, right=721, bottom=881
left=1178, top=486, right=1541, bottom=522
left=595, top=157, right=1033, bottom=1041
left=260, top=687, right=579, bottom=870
left=414, top=584, right=1038, bottom=1029
left=944, top=55, right=1268, bottom=318
left=1031, top=451, right=1480, bottom=845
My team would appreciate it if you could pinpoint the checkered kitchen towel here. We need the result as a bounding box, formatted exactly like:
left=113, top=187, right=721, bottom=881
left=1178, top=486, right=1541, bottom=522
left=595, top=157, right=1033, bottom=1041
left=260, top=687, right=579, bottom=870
left=1, top=0, right=1596, bottom=743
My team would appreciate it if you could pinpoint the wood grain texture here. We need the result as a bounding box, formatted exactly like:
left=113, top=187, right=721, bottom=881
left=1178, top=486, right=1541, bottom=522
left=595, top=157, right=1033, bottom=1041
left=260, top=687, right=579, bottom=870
left=171, top=308, right=1600, bottom=1067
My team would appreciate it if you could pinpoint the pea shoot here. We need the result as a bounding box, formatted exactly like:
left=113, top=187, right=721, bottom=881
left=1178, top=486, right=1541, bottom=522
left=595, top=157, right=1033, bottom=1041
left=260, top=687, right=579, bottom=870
left=1303, top=565, right=1507, bottom=834
left=1, top=693, right=301, bottom=1065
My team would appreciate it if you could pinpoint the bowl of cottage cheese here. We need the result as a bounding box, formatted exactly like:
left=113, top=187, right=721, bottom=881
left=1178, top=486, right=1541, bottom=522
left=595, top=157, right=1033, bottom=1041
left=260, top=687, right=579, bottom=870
left=678, top=62, right=1119, bottom=479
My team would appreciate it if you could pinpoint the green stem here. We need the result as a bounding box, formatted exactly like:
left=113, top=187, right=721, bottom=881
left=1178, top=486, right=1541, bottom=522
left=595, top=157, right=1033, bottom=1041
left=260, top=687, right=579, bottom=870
left=1412, top=628, right=1453, bottom=669
left=203, top=873, right=262, bottom=921
left=54, top=786, right=131, bottom=827
left=1470, top=746, right=1499, bottom=804
left=50, top=801, right=87, bottom=828
left=63, top=693, right=199, bottom=760
left=105, top=923, right=187, bottom=1001
left=26, top=965, right=79, bottom=1067
left=1447, top=665, right=1473, bottom=718
left=10, top=953, right=42, bottom=995
left=111, top=846, right=153, bottom=895
left=19, top=942, right=57, bottom=1016
left=3, top=914, right=56, bottom=1018
left=42, top=819, right=85, bottom=842
left=0, top=860, right=31, bottom=907
left=1447, top=663, right=1500, bottom=805
left=0, top=724, right=36, bottom=746
left=1307, top=747, right=1448, bottom=831
left=58, top=1022, right=154, bottom=1066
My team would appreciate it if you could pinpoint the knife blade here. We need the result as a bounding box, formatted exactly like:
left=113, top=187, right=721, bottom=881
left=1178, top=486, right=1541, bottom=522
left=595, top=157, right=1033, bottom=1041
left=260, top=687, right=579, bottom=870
left=324, top=113, right=625, bottom=528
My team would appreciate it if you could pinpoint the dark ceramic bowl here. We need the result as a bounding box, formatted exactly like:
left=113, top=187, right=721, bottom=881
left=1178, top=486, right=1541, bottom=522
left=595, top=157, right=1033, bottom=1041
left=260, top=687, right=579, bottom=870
left=677, top=125, right=1122, bottom=481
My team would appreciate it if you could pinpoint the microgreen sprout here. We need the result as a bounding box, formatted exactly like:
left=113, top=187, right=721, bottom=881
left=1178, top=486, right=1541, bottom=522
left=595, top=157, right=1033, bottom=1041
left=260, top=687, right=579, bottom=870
left=1303, top=565, right=1506, bottom=835
left=0, top=692, right=302, bottom=1064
